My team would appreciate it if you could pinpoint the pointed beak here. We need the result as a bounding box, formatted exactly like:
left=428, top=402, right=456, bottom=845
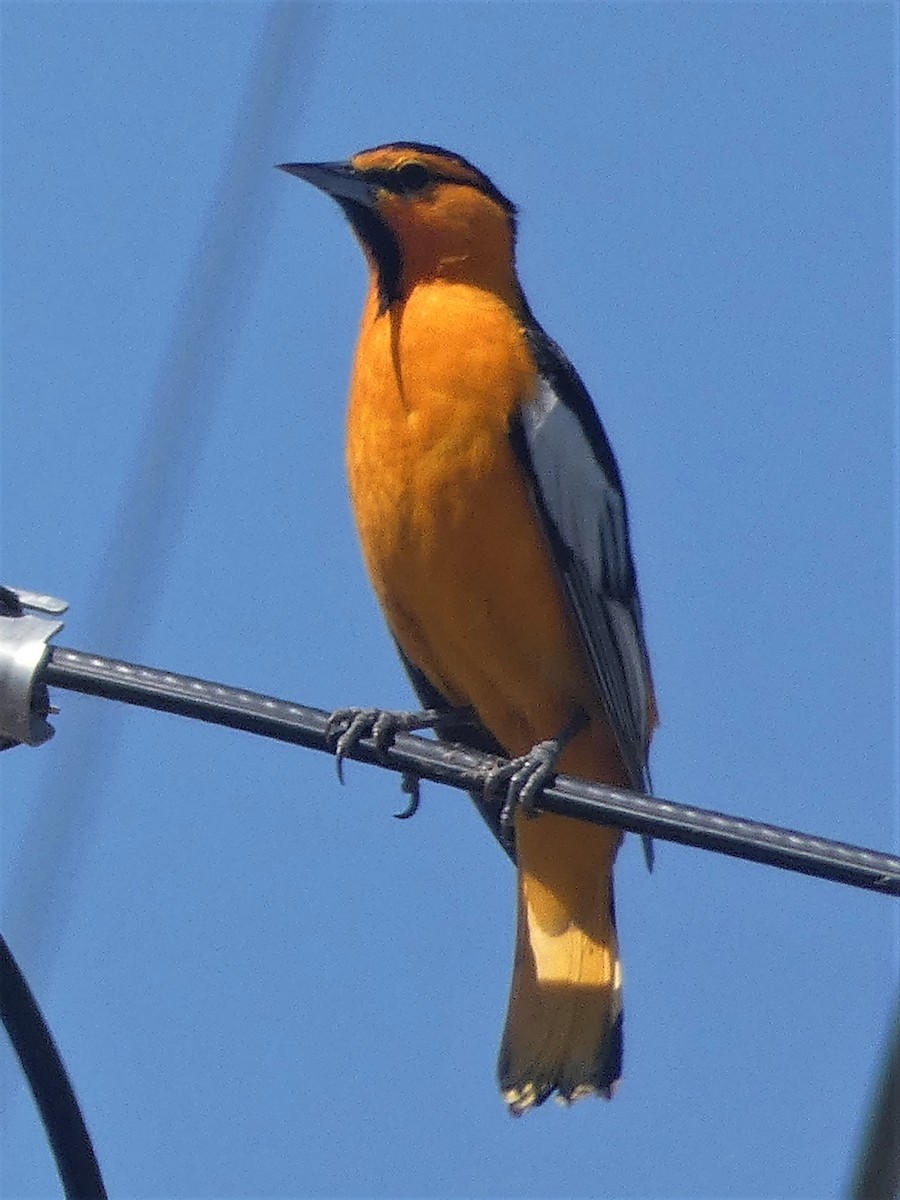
left=277, top=160, right=376, bottom=209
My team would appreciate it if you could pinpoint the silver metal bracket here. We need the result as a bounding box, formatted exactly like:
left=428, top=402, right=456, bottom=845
left=0, top=586, right=68, bottom=750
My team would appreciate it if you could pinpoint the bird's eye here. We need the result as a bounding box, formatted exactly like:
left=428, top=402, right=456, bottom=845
left=394, top=162, right=430, bottom=193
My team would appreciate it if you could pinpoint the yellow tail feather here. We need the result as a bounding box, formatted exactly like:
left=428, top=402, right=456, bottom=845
left=498, top=811, right=623, bottom=1115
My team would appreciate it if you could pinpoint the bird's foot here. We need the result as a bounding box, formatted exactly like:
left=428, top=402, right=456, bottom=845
left=484, top=740, right=564, bottom=838
left=324, top=704, right=475, bottom=816
left=482, top=712, right=589, bottom=840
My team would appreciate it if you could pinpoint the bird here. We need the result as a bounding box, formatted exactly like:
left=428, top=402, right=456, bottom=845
left=279, top=143, right=657, bottom=1115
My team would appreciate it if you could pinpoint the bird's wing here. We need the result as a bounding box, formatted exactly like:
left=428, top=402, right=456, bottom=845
left=510, top=324, right=655, bottom=796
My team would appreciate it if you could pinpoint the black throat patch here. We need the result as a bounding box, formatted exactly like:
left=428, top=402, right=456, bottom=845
left=337, top=198, right=401, bottom=314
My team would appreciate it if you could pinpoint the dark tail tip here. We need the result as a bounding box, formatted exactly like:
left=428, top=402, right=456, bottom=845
left=498, top=1010, right=624, bottom=1114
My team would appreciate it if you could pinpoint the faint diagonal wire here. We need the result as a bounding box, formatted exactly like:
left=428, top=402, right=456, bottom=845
left=2, top=2, right=330, bottom=982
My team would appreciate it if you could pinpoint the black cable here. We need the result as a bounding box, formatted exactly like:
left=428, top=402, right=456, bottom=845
left=849, top=997, right=900, bottom=1200
left=43, top=645, right=900, bottom=897
left=0, top=933, right=107, bottom=1200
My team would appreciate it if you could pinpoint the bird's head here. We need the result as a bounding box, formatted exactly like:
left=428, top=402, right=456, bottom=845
left=279, top=142, right=520, bottom=312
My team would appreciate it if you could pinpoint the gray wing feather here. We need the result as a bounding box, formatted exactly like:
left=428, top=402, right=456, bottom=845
left=516, top=374, right=653, bottom=794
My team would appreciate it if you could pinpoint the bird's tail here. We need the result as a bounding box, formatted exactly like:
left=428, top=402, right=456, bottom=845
left=498, top=811, right=623, bottom=1115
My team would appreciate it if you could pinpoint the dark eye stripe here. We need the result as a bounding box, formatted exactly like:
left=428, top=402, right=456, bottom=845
left=362, top=161, right=508, bottom=204
left=393, top=162, right=430, bottom=192
left=362, top=164, right=432, bottom=195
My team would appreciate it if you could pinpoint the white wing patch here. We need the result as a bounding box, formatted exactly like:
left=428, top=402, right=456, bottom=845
left=520, top=379, right=627, bottom=595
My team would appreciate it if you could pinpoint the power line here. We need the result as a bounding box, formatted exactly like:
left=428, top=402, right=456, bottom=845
left=0, top=933, right=106, bottom=1200
left=849, top=997, right=900, bottom=1200
left=41, top=644, right=900, bottom=897
left=4, top=629, right=896, bottom=1199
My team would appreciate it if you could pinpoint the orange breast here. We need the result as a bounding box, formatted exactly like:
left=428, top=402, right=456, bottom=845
left=346, top=279, right=608, bottom=763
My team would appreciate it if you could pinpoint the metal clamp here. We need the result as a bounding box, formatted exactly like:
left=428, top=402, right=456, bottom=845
left=0, top=586, right=68, bottom=750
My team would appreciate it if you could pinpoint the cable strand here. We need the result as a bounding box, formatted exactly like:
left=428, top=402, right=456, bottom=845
left=40, top=645, right=900, bottom=897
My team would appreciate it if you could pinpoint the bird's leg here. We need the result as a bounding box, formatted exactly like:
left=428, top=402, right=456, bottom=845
left=325, top=704, right=478, bottom=784
left=483, top=711, right=589, bottom=837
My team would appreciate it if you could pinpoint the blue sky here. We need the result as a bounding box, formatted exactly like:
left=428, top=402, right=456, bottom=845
left=1, top=3, right=897, bottom=1197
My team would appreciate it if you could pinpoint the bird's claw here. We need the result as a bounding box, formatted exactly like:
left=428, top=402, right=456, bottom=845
left=325, top=707, right=386, bottom=783
left=394, top=773, right=421, bottom=820
left=483, top=739, right=563, bottom=838
left=325, top=706, right=434, bottom=809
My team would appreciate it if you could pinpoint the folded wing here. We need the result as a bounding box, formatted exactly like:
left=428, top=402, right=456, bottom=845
left=510, top=325, right=655, bottom=798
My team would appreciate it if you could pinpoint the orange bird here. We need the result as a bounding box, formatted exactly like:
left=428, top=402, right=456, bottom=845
left=280, top=144, right=657, bottom=1114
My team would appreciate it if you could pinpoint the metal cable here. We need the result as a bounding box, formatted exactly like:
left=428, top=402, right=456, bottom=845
left=0, top=932, right=106, bottom=1200
left=43, top=645, right=900, bottom=897
left=849, top=997, right=900, bottom=1200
